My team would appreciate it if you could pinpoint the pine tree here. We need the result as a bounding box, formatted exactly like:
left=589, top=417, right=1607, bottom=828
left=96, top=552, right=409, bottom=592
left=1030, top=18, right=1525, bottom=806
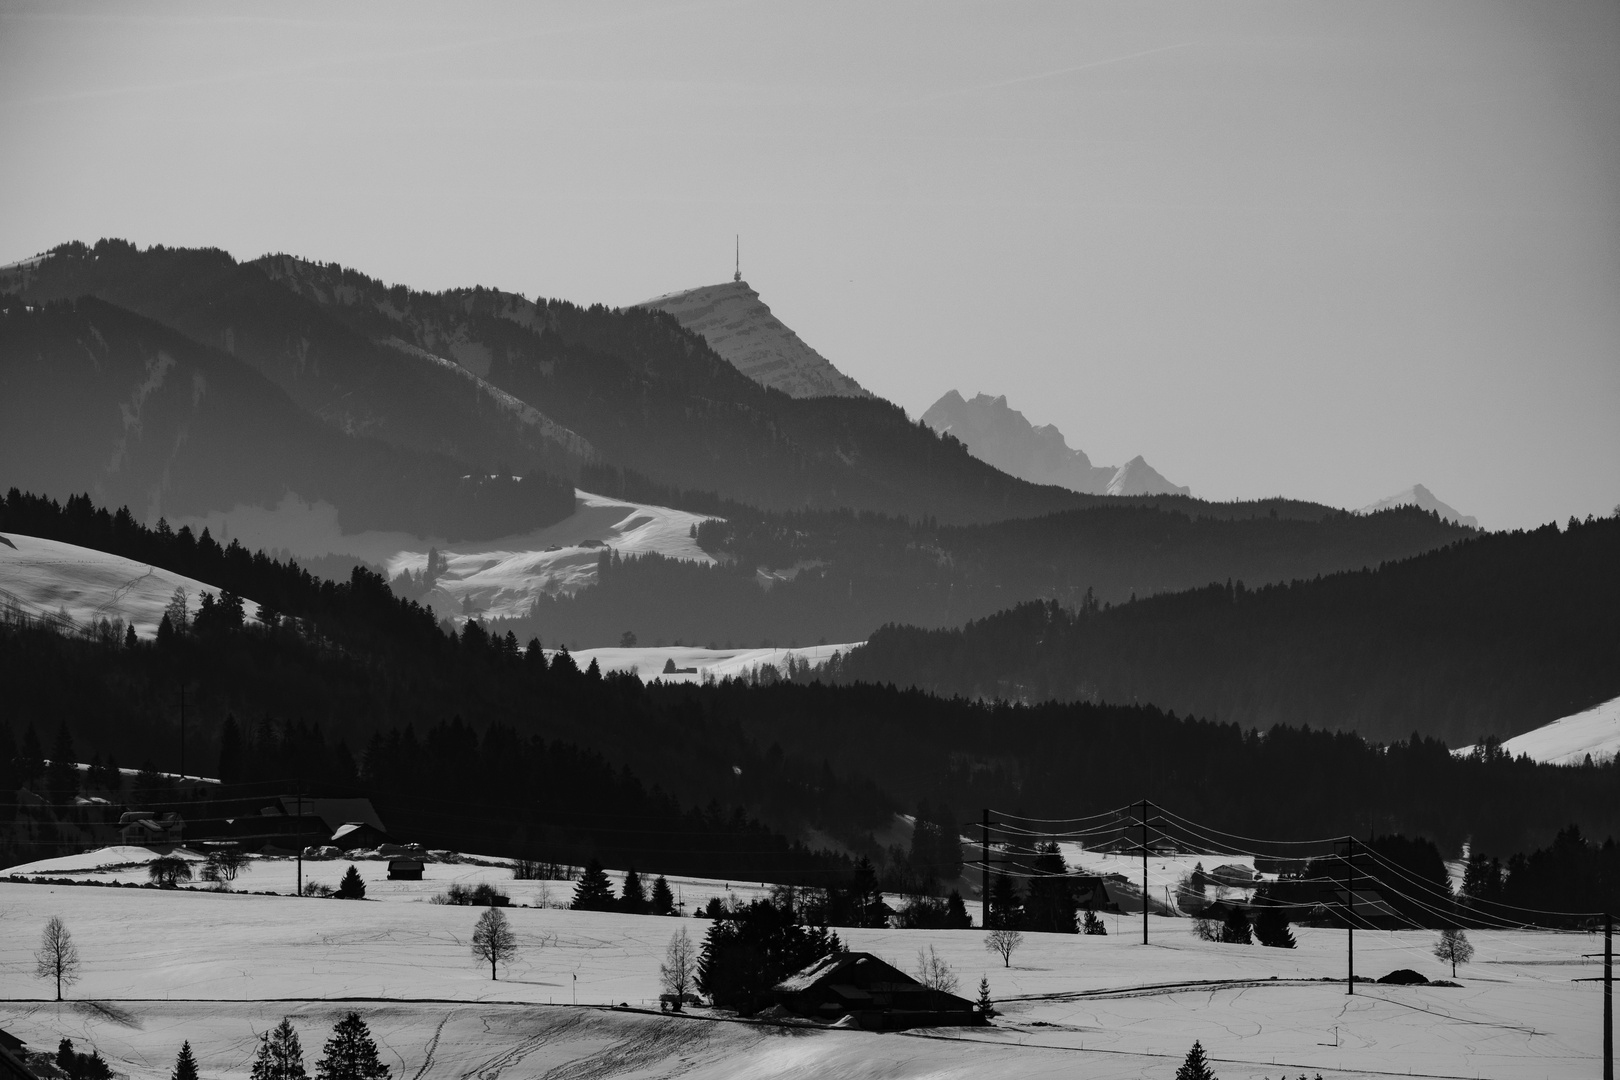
left=250, top=1019, right=308, bottom=1080
left=649, top=875, right=676, bottom=916
left=315, top=1012, right=390, bottom=1080
left=1253, top=901, right=1296, bottom=949
left=1219, top=906, right=1252, bottom=945
left=976, top=975, right=995, bottom=1017
left=1082, top=908, right=1108, bottom=935
left=944, top=890, right=972, bottom=929
left=571, top=859, right=617, bottom=911
left=337, top=866, right=366, bottom=900
left=988, top=873, right=1024, bottom=929
left=171, top=1041, right=200, bottom=1080
left=619, top=868, right=647, bottom=914
left=1175, top=1039, right=1217, bottom=1080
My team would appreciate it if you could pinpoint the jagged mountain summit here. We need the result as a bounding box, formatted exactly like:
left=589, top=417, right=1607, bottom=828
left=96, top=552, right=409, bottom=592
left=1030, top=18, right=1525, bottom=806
left=636, top=280, right=867, bottom=399
left=1359, top=484, right=1478, bottom=528
left=920, top=391, right=1189, bottom=497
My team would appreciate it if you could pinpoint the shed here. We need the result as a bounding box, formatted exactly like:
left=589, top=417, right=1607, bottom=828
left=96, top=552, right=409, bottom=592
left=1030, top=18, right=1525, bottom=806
left=772, top=952, right=985, bottom=1030
left=388, top=858, right=425, bottom=881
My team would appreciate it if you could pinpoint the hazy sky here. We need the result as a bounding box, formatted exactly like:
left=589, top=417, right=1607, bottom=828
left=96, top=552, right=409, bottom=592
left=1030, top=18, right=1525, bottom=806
left=2, top=1, right=1616, bottom=529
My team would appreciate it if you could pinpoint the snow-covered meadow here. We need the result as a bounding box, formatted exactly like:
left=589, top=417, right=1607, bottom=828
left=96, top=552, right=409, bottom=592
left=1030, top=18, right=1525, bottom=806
left=0, top=533, right=260, bottom=639
left=0, top=849, right=1605, bottom=1079
left=569, top=642, right=859, bottom=685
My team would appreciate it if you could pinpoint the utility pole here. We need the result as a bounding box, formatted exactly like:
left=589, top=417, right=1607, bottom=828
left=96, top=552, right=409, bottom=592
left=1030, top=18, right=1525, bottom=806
left=1607, top=913, right=1613, bottom=1080
left=1140, top=799, right=1150, bottom=945
left=178, top=684, right=186, bottom=778
left=1342, top=836, right=1356, bottom=995
left=295, top=787, right=304, bottom=898
left=982, top=809, right=992, bottom=929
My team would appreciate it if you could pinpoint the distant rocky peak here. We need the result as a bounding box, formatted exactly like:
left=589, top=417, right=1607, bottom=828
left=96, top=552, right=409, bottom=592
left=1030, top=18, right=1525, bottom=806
left=1358, top=484, right=1478, bottom=528
left=921, top=390, right=1187, bottom=497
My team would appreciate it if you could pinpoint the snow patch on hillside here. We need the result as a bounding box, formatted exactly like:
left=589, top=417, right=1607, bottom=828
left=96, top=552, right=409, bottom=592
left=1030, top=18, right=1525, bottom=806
left=1456, top=694, right=1620, bottom=765
left=637, top=280, right=868, bottom=399
left=0, top=533, right=260, bottom=638
left=569, top=642, right=860, bottom=683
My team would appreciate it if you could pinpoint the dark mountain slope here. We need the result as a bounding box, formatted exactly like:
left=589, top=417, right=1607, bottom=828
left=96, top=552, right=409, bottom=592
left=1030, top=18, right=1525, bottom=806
left=0, top=298, right=573, bottom=537
left=834, top=515, right=1620, bottom=747
left=2, top=241, right=591, bottom=480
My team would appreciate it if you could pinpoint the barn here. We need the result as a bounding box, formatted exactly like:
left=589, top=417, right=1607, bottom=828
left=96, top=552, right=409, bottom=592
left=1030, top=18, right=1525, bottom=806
left=771, top=952, right=985, bottom=1030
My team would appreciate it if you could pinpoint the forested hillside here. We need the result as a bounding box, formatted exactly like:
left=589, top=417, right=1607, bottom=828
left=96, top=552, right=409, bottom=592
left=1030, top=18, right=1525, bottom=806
left=836, top=515, right=1620, bottom=747
left=0, top=299, right=574, bottom=537
left=475, top=500, right=1470, bottom=647
left=4, top=490, right=1620, bottom=872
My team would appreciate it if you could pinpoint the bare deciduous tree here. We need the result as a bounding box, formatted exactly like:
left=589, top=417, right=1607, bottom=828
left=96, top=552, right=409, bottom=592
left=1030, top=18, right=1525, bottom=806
left=149, top=856, right=193, bottom=888
left=1434, top=928, right=1475, bottom=977
left=658, top=927, right=697, bottom=1011
left=35, top=916, right=80, bottom=1001
left=983, top=927, right=1023, bottom=968
left=471, top=908, right=518, bottom=980
left=914, top=945, right=959, bottom=994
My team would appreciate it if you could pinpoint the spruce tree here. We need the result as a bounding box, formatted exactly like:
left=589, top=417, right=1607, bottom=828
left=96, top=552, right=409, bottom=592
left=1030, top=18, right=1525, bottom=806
left=976, top=975, right=995, bottom=1017
left=337, top=866, right=366, bottom=900
left=1175, top=1039, right=1216, bottom=1080
left=250, top=1019, right=307, bottom=1080
left=1253, top=902, right=1296, bottom=949
left=1082, top=908, right=1108, bottom=935
left=571, top=859, right=616, bottom=911
left=988, top=874, right=1023, bottom=929
left=171, top=1041, right=200, bottom=1080
left=619, top=868, right=647, bottom=914
left=1219, top=906, right=1252, bottom=945
left=944, top=890, right=972, bottom=929
left=649, top=875, right=676, bottom=916
left=315, top=1012, right=390, bottom=1080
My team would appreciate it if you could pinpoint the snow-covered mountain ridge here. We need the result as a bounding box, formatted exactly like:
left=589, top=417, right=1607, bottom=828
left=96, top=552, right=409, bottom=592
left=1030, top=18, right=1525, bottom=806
left=636, top=280, right=868, bottom=399
left=1358, top=484, right=1478, bottom=528
left=1455, top=694, right=1620, bottom=765
left=921, top=390, right=1188, bottom=497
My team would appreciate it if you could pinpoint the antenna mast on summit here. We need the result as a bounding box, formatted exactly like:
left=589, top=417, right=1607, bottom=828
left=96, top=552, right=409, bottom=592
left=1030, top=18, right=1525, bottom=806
left=734, top=235, right=740, bottom=282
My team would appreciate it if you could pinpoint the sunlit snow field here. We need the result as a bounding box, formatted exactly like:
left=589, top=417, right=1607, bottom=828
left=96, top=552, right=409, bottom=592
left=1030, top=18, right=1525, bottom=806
left=0, top=849, right=1604, bottom=1079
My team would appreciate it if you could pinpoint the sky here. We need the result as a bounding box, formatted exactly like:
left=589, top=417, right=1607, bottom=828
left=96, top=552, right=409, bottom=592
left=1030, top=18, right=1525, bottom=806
left=1, top=1, right=1615, bottom=530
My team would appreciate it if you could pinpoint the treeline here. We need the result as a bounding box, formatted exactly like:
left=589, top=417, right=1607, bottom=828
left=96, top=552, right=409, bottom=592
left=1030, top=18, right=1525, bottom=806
left=7, top=491, right=1620, bottom=877
left=478, top=501, right=1468, bottom=649
left=834, top=515, right=1620, bottom=746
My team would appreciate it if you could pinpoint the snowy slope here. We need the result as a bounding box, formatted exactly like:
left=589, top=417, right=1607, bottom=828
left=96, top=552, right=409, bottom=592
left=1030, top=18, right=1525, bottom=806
left=1358, top=484, right=1478, bottom=528
left=636, top=280, right=868, bottom=399
left=1456, top=694, right=1620, bottom=765
left=0, top=532, right=260, bottom=638
left=386, top=490, right=716, bottom=622
left=569, top=642, right=860, bottom=683
left=173, top=489, right=716, bottom=624
left=0, top=877, right=1601, bottom=1079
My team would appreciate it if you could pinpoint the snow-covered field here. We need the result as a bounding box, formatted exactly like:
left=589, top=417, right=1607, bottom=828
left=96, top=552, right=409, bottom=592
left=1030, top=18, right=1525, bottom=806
left=0, top=881, right=1599, bottom=1079
left=0, top=533, right=260, bottom=638
left=0, top=847, right=1604, bottom=1079
left=570, top=643, right=859, bottom=684
left=1456, top=693, right=1620, bottom=766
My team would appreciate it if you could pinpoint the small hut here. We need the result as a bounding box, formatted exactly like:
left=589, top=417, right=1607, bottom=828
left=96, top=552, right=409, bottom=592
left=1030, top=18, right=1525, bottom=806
left=387, top=858, right=425, bottom=881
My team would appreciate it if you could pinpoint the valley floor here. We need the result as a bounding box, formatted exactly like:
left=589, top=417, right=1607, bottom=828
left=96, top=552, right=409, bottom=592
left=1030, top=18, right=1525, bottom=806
left=0, top=878, right=1602, bottom=1079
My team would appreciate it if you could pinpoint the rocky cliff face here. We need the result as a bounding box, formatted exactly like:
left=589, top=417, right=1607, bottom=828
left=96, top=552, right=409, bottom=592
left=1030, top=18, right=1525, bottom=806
left=636, top=280, right=867, bottom=399
left=921, top=391, right=1188, bottom=496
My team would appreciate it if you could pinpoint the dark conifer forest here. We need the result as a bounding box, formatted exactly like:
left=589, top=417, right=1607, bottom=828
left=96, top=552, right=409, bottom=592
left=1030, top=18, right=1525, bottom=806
left=835, top=515, right=1620, bottom=747
left=4, top=489, right=1620, bottom=884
